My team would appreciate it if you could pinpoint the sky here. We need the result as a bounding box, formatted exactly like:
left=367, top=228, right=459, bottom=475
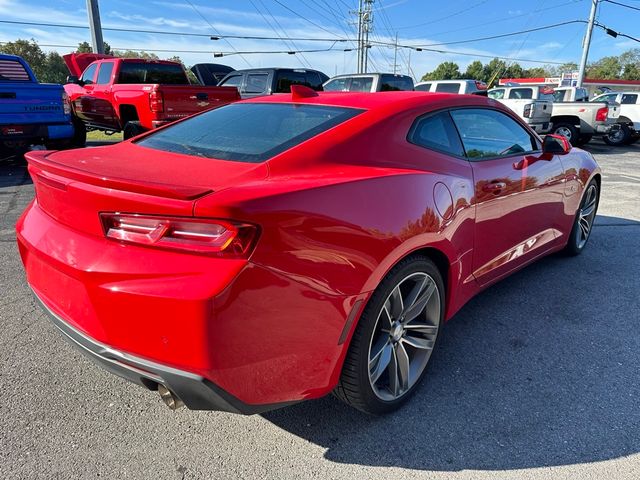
left=0, top=0, right=638, bottom=79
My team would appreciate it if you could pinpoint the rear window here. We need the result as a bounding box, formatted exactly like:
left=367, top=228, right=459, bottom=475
left=118, top=62, right=187, bottom=84
left=415, top=83, right=431, bottom=92
left=0, top=59, right=31, bottom=81
left=434, top=83, right=461, bottom=94
left=508, top=88, right=533, bottom=100
left=380, top=75, right=414, bottom=91
left=136, top=103, right=363, bottom=163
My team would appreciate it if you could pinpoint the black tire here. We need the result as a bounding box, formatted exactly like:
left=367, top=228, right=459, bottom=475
left=334, top=255, right=445, bottom=415
left=123, top=121, right=145, bottom=140
left=71, top=118, right=87, bottom=147
left=603, top=123, right=630, bottom=146
left=564, top=179, right=599, bottom=256
left=576, top=134, right=592, bottom=146
left=553, top=123, right=579, bottom=146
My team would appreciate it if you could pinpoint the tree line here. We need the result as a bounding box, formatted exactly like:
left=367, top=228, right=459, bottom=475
left=421, top=49, right=640, bottom=85
left=0, top=39, right=193, bottom=83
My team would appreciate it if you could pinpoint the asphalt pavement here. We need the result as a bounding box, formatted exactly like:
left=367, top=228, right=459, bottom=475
left=1, top=140, right=638, bottom=480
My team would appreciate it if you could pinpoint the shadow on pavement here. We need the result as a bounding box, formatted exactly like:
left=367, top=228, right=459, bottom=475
left=0, top=152, right=31, bottom=188
left=582, top=138, right=639, bottom=156
left=263, top=215, right=640, bottom=471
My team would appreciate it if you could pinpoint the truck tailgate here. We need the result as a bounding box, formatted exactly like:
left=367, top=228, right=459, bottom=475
left=159, top=85, right=240, bottom=119
left=0, top=83, right=66, bottom=125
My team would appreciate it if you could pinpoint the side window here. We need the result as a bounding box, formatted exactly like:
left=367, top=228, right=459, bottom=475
left=380, top=75, right=413, bottom=91
left=81, top=63, right=98, bottom=85
left=244, top=73, right=268, bottom=94
left=323, top=78, right=348, bottom=91
left=487, top=89, right=505, bottom=99
left=576, top=88, right=589, bottom=101
left=276, top=71, right=307, bottom=93
left=408, top=111, right=465, bottom=157
left=414, top=83, right=431, bottom=92
left=621, top=94, right=637, bottom=105
left=220, top=74, right=244, bottom=88
left=552, top=90, right=567, bottom=102
left=450, top=108, right=537, bottom=160
left=508, top=88, right=533, bottom=100
left=305, top=72, right=323, bottom=90
left=435, top=83, right=461, bottom=94
left=349, top=77, right=373, bottom=92
left=96, top=62, right=114, bottom=85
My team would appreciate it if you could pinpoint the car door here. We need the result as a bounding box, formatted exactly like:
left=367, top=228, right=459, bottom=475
left=450, top=107, right=565, bottom=286
left=90, top=61, right=119, bottom=129
left=72, top=62, right=98, bottom=123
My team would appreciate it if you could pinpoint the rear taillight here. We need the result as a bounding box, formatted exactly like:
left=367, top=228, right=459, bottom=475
left=596, top=106, right=608, bottom=122
left=149, top=90, right=164, bottom=113
left=62, top=92, right=71, bottom=115
left=100, top=213, right=258, bottom=257
left=523, top=103, right=534, bottom=118
left=475, top=81, right=487, bottom=91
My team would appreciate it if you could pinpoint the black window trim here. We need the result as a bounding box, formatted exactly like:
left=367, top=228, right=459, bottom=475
left=407, top=108, right=467, bottom=160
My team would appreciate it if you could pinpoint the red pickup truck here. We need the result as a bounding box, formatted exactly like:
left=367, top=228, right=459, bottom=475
left=63, top=54, right=240, bottom=139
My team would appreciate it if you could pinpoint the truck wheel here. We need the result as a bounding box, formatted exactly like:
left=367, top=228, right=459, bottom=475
left=603, top=124, right=630, bottom=147
left=553, top=123, right=578, bottom=145
left=576, top=134, right=592, bottom=146
left=123, top=121, right=145, bottom=140
left=71, top=118, right=87, bottom=148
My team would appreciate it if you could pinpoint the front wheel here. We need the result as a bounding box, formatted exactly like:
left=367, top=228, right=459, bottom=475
left=334, top=256, right=444, bottom=414
left=564, top=179, right=599, bottom=256
left=123, top=121, right=145, bottom=140
left=553, top=123, right=579, bottom=146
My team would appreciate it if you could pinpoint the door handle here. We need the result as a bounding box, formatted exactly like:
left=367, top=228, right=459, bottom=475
left=482, top=181, right=507, bottom=194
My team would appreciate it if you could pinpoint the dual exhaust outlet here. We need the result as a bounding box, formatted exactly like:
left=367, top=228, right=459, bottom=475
left=158, top=384, right=184, bottom=410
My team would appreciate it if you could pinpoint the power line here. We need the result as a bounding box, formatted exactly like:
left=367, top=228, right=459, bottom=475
left=270, top=0, right=344, bottom=38
left=395, top=0, right=490, bottom=30
left=183, top=0, right=252, bottom=67
left=603, top=0, right=640, bottom=10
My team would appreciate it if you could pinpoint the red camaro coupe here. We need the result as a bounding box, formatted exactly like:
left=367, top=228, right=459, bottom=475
left=16, top=87, right=600, bottom=415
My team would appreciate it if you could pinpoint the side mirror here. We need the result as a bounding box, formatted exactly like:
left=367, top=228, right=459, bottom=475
left=542, top=134, right=571, bottom=155
left=66, top=75, right=80, bottom=85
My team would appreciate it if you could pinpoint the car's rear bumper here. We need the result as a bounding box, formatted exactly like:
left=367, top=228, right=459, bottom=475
left=33, top=289, right=294, bottom=413
left=595, top=123, right=615, bottom=134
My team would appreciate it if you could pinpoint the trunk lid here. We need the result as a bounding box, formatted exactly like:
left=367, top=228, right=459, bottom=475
left=25, top=143, right=268, bottom=237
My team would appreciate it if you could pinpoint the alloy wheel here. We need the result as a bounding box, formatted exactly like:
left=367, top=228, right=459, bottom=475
left=367, top=272, right=440, bottom=401
left=577, top=184, right=598, bottom=249
left=555, top=126, right=573, bottom=141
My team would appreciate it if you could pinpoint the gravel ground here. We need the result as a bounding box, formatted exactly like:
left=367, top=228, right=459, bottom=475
left=1, top=139, right=638, bottom=480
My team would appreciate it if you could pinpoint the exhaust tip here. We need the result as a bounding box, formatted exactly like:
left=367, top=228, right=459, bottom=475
left=158, top=384, right=185, bottom=410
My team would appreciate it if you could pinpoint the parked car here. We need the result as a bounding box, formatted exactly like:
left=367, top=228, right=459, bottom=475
left=414, top=80, right=488, bottom=96
left=189, top=63, right=235, bottom=86
left=591, top=91, right=640, bottom=145
left=549, top=86, right=620, bottom=145
left=217, top=67, right=329, bottom=99
left=323, top=73, right=414, bottom=92
left=1, top=53, right=81, bottom=156
left=63, top=53, right=241, bottom=139
left=17, top=88, right=601, bottom=415
left=488, top=85, right=554, bottom=134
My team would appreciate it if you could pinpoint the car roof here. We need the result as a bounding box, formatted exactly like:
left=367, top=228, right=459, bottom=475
left=0, top=53, right=23, bottom=62
left=229, top=67, right=324, bottom=73
left=329, top=73, right=412, bottom=78
left=243, top=90, right=497, bottom=113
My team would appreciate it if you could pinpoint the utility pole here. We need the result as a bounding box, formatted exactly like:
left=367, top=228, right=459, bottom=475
left=355, top=0, right=374, bottom=73
left=577, top=0, right=598, bottom=87
left=393, top=32, right=398, bottom=74
left=86, top=0, right=105, bottom=54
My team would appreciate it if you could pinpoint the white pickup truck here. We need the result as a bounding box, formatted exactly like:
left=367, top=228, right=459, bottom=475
left=488, top=86, right=553, bottom=134
left=549, top=86, right=621, bottom=145
left=591, top=91, right=640, bottom=145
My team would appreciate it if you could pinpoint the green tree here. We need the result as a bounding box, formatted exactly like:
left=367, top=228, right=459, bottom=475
left=587, top=56, right=622, bottom=79
left=0, top=38, right=46, bottom=80
left=622, top=63, right=640, bottom=81
left=483, top=58, right=508, bottom=87
left=111, top=49, right=159, bottom=59
left=40, top=52, right=68, bottom=83
left=76, top=41, right=112, bottom=55
left=546, top=62, right=578, bottom=76
left=463, top=60, right=485, bottom=81
left=522, top=67, right=549, bottom=77
left=421, top=61, right=461, bottom=81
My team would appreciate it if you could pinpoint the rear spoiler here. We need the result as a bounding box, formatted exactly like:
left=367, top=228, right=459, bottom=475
left=190, top=63, right=235, bottom=86
left=62, top=53, right=114, bottom=77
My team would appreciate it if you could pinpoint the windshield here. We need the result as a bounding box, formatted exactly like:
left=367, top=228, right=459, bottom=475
left=136, top=103, right=363, bottom=163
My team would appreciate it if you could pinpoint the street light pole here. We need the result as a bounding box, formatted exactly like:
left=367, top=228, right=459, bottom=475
left=86, top=0, right=105, bottom=54
left=577, top=0, right=598, bottom=87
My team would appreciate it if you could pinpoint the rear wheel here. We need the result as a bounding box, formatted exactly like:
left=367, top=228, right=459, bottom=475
left=334, top=256, right=444, bottom=414
left=123, top=121, right=145, bottom=140
left=553, top=123, right=579, bottom=145
left=564, top=179, right=599, bottom=256
left=603, top=123, right=630, bottom=146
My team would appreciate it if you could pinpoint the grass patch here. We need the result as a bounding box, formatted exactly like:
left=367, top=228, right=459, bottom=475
left=87, top=130, right=123, bottom=143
